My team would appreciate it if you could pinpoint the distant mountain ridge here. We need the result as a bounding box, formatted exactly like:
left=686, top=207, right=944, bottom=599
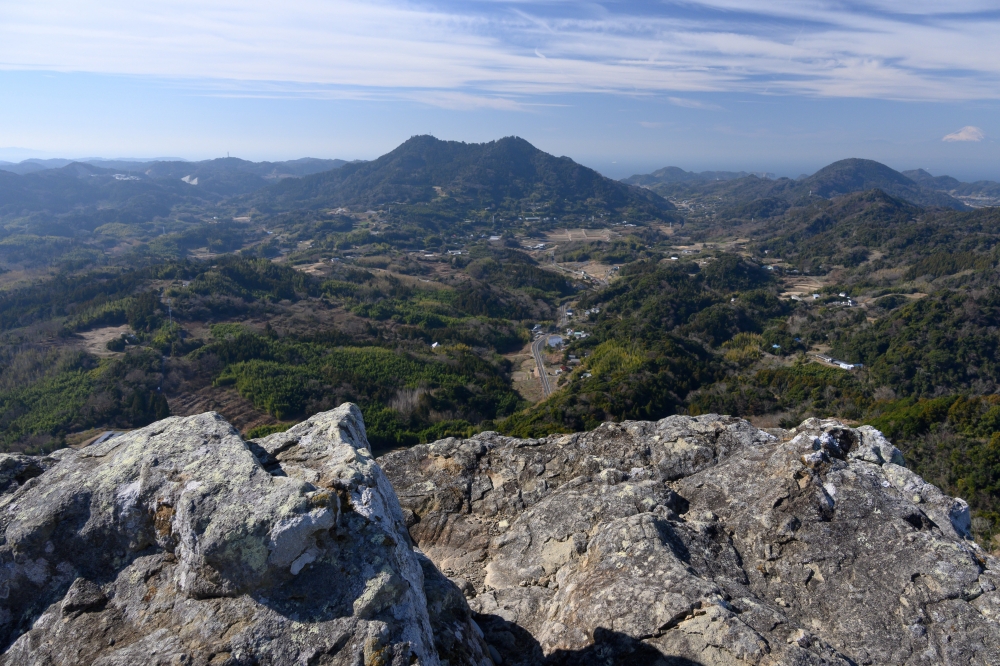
left=252, top=135, right=676, bottom=220
left=799, top=159, right=963, bottom=208
left=0, top=156, right=346, bottom=182
left=0, top=157, right=350, bottom=219
left=623, top=166, right=776, bottom=186
left=903, top=168, right=1000, bottom=207
left=627, top=158, right=968, bottom=210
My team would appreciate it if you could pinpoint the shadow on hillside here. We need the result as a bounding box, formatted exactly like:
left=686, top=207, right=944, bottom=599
left=475, top=613, right=704, bottom=666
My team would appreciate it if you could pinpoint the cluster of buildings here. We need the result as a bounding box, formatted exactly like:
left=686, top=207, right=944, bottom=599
left=789, top=292, right=857, bottom=307
left=544, top=329, right=590, bottom=347
left=813, top=354, right=863, bottom=371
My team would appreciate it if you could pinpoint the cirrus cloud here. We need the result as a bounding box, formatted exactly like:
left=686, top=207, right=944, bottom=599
left=668, top=97, right=723, bottom=111
left=0, top=0, right=998, bottom=103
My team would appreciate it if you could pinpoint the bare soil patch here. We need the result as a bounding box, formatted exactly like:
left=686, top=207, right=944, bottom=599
left=74, top=325, right=130, bottom=357
left=545, top=228, right=616, bottom=243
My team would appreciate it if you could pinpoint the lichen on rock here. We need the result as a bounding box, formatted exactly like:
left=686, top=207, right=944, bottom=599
left=380, top=414, right=1000, bottom=665
left=3, top=407, right=997, bottom=665
left=0, top=404, right=493, bottom=666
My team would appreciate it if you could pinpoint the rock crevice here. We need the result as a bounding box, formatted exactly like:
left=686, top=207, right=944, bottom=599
left=380, top=415, right=1000, bottom=665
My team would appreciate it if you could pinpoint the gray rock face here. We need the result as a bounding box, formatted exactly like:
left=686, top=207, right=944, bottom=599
left=0, top=404, right=493, bottom=666
left=379, top=415, right=1000, bottom=665
left=4, top=408, right=997, bottom=665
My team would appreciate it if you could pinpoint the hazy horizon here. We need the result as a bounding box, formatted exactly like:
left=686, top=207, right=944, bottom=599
left=0, top=137, right=994, bottom=184
left=3, top=0, right=999, bottom=183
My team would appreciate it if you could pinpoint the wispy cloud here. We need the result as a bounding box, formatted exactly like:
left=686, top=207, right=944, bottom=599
left=668, top=97, right=722, bottom=110
left=942, top=126, right=986, bottom=142
left=0, top=0, right=998, bottom=101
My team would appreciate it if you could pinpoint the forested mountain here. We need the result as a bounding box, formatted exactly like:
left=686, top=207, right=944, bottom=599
left=0, top=156, right=346, bottom=181
left=251, top=135, right=676, bottom=220
left=630, top=158, right=967, bottom=211
left=0, top=156, right=349, bottom=268
left=0, top=159, right=77, bottom=175
left=0, top=157, right=348, bottom=219
left=622, top=166, right=773, bottom=186
left=902, top=169, right=963, bottom=191
left=903, top=168, right=1000, bottom=204
left=799, top=159, right=964, bottom=208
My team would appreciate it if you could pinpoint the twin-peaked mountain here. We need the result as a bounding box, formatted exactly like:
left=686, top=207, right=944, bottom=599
left=251, top=135, right=676, bottom=219
left=4, top=137, right=997, bottom=236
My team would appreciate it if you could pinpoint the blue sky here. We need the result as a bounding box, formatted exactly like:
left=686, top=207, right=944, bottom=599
left=1, top=0, right=998, bottom=180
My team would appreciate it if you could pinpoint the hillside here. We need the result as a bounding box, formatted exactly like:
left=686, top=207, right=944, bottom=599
left=0, top=157, right=348, bottom=214
left=0, top=162, right=183, bottom=218
left=0, top=157, right=349, bottom=268
left=252, top=135, right=676, bottom=221
left=630, top=158, right=966, bottom=213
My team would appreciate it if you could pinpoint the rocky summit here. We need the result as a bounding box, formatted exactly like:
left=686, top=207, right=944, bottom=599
left=0, top=404, right=492, bottom=666
left=0, top=407, right=998, bottom=665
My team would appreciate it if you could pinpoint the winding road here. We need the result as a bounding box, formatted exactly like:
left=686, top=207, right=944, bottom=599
left=532, top=335, right=553, bottom=397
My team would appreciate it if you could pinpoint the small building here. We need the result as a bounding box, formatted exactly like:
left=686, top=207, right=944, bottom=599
left=814, top=353, right=855, bottom=370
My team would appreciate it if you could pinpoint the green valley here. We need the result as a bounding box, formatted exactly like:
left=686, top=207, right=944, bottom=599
left=4, top=136, right=1000, bottom=546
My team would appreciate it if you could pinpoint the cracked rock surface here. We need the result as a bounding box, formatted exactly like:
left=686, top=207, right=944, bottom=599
left=0, top=404, right=493, bottom=666
left=379, top=415, right=1000, bottom=665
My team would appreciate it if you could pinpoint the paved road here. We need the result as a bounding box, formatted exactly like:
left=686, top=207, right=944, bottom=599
left=532, top=336, right=552, bottom=397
